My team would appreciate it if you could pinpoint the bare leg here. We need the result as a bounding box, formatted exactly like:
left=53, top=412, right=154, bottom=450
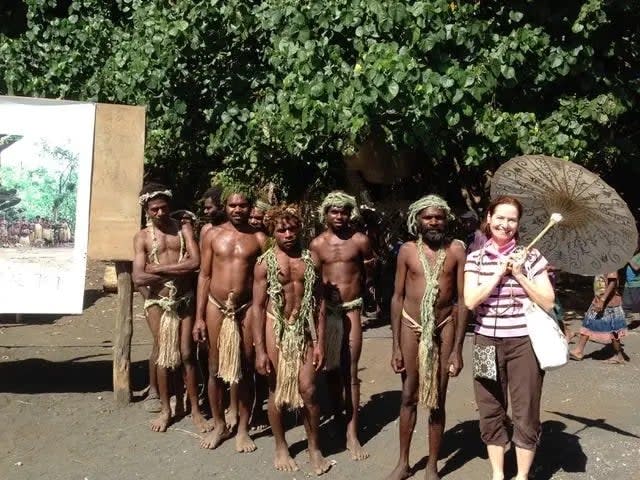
left=235, top=311, right=257, bottom=453
left=326, top=369, right=344, bottom=435
left=299, top=347, right=332, bottom=475
left=173, top=369, right=185, bottom=417
left=201, top=303, right=231, bottom=449
left=425, top=321, right=455, bottom=480
left=144, top=312, right=161, bottom=413
left=385, top=322, right=419, bottom=480
left=570, top=334, right=589, bottom=359
left=344, top=309, right=368, bottom=460
left=150, top=365, right=171, bottom=432
left=487, top=445, right=506, bottom=480
left=148, top=347, right=159, bottom=394
left=606, top=336, right=625, bottom=363
left=265, top=318, right=298, bottom=472
left=226, top=385, right=239, bottom=430
left=251, top=373, right=270, bottom=431
left=514, top=446, right=535, bottom=480
left=180, top=314, right=212, bottom=433
left=146, top=306, right=171, bottom=432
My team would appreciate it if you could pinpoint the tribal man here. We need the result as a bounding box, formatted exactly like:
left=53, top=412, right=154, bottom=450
left=193, top=186, right=267, bottom=452
left=249, top=199, right=270, bottom=232
left=199, top=185, right=225, bottom=245
left=386, top=195, right=468, bottom=480
left=132, top=183, right=208, bottom=433
left=252, top=205, right=332, bottom=475
left=310, top=191, right=375, bottom=460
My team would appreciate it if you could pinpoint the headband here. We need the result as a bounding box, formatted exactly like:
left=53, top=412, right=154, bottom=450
left=139, top=189, right=172, bottom=206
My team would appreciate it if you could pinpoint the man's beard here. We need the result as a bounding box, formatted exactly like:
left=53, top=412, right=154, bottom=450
left=422, top=229, right=445, bottom=245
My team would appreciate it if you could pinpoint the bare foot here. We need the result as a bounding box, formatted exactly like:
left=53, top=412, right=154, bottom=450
left=225, top=407, right=238, bottom=431
left=192, top=411, right=213, bottom=433
left=309, top=449, right=333, bottom=476
left=274, top=448, right=299, bottom=472
left=385, top=463, right=411, bottom=480
left=200, top=424, right=231, bottom=449
left=346, top=432, right=369, bottom=461
left=235, top=431, right=257, bottom=453
left=150, top=411, right=171, bottom=432
left=569, top=350, right=583, bottom=361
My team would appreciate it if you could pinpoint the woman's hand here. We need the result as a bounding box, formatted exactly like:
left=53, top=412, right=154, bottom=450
left=510, top=256, right=526, bottom=278
left=495, top=258, right=511, bottom=278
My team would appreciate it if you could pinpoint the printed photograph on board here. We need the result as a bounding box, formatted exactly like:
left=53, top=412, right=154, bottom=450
left=0, top=98, right=95, bottom=313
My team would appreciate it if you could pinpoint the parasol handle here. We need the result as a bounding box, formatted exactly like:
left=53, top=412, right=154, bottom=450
left=524, top=213, right=564, bottom=252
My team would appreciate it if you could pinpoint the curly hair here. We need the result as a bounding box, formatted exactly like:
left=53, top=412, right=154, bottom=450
left=202, top=186, right=222, bottom=206
left=263, top=204, right=302, bottom=236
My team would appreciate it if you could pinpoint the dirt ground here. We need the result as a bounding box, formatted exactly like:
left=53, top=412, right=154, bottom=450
left=1, top=261, right=639, bottom=480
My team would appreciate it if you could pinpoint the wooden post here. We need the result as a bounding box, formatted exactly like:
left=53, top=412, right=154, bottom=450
left=113, top=260, right=133, bottom=406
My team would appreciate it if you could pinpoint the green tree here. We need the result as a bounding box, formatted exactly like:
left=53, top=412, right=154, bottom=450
left=1, top=141, right=78, bottom=221
left=1, top=1, right=638, bottom=209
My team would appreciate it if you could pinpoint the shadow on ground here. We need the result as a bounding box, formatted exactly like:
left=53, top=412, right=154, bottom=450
left=0, top=356, right=148, bottom=394
left=288, top=388, right=401, bottom=458
left=532, top=420, right=588, bottom=479
left=412, top=418, right=590, bottom=479
left=432, top=420, right=485, bottom=478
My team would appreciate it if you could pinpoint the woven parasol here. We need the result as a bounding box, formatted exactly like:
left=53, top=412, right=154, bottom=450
left=490, top=155, right=637, bottom=275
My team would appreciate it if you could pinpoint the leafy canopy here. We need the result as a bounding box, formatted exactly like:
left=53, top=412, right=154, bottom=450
left=1, top=0, right=638, bottom=207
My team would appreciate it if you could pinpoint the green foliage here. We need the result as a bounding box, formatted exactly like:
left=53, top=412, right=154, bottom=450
left=1, top=142, right=78, bottom=221
left=1, top=1, right=638, bottom=207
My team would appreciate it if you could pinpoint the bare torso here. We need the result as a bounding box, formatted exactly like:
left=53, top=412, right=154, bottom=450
left=207, top=222, right=265, bottom=305
left=141, top=221, right=191, bottom=298
left=266, top=248, right=309, bottom=319
left=402, top=240, right=464, bottom=324
left=311, top=230, right=368, bottom=303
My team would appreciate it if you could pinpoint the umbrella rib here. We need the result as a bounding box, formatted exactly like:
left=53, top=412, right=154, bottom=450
left=538, top=159, right=568, bottom=198
left=563, top=162, right=578, bottom=198
left=570, top=170, right=603, bottom=200
left=525, top=160, right=563, bottom=195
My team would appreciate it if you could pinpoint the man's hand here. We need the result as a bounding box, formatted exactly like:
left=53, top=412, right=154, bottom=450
left=391, top=346, right=405, bottom=373
left=447, top=349, right=463, bottom=377
left=145, top=263, right=160, bottom=274
left=192, top=319, right=207, bottom=343
left=255, top=349, right=271, bottom=376
left=312, top=342, right=325, bottom=371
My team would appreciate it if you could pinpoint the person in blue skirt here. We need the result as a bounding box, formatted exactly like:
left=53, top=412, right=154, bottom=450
left=570, top=272, right=627, bottom=364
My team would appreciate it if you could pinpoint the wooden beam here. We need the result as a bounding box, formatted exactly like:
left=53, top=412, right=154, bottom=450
left=113, top=260, right=133, bottom=406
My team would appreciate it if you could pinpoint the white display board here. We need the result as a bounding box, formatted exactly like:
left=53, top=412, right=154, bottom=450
left=0, top=97, right=95, bottom=314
